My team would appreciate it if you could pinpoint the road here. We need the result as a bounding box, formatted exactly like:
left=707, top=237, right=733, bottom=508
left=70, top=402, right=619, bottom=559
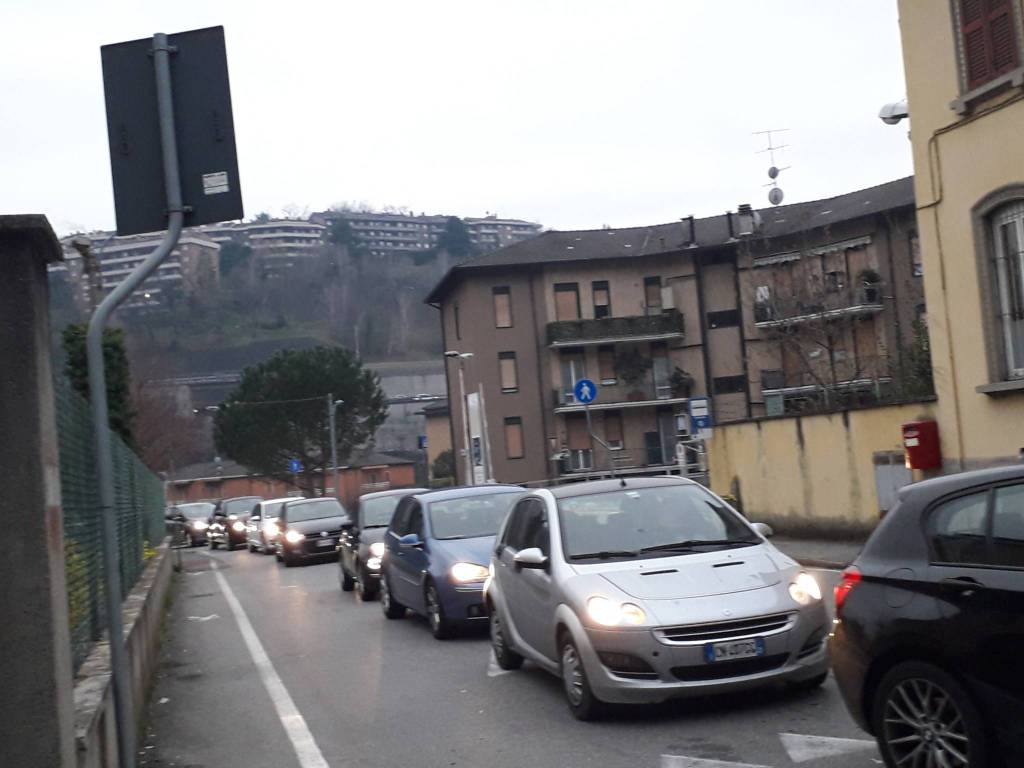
left=141, top=549, right=881, bottom=768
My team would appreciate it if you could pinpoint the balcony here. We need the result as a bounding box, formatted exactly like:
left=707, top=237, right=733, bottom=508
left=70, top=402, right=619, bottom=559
left=547, top=310, right=685, bottom=348
left=754, top=286, right=883, bottom=329
left=552, top=374, right=687, bottom=413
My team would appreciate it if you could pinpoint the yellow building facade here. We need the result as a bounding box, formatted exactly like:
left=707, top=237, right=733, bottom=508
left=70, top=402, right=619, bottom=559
left=898, top=0, right=1024, bottom=468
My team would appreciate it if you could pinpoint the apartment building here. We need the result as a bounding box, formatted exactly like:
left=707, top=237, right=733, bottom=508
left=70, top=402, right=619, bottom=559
left=426, top=178, right=923, bottom=485
left=313, top=210, right=542, bottom=259
left=896, top=0, right=1024, bottom=469
left=59, top=232, right=220, bottom=311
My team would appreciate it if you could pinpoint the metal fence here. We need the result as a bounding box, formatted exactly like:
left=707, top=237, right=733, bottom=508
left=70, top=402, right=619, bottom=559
left=55, top=376, right=166, bottom=671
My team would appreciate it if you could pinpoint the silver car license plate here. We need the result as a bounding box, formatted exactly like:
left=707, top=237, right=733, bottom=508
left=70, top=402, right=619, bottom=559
left=317, top=538, right=334, bottom=547
left=704, top=637, right=766, bottom=663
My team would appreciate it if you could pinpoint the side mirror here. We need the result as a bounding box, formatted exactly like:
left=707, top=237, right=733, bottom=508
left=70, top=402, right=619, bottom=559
left=398, top=533, right=423, bottom=549
left=751, top=522, right=774, bottom=539
left=514, top=547, right=548, bottom=570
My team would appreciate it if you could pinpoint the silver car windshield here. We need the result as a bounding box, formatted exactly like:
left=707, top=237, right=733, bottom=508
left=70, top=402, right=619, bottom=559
left=176, top=503, right=214, bottom=519
left=428, top=492, right=521, bottom=540
left=557, top=485, right=759, bottom=561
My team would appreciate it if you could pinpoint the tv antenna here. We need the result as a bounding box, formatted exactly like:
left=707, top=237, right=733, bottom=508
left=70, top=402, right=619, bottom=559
left=754, top=128, right=790, bottom=206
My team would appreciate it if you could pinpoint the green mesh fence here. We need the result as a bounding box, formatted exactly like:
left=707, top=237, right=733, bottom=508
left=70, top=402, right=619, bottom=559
left=55, top=377, right=166, bottom=672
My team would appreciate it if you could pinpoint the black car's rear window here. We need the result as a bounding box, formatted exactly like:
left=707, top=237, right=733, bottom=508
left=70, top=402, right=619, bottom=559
left=286, top=499, right=348, bottom=522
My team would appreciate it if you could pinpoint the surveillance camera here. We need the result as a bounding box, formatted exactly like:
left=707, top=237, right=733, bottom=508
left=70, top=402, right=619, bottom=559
left=879, top=100, right=909, bottom=125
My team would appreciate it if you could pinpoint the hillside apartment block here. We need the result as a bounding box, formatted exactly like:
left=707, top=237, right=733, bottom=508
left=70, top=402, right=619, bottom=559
left=897, top=0, right=1024, bottom=468
left=427, top=178, right=925, bottom=486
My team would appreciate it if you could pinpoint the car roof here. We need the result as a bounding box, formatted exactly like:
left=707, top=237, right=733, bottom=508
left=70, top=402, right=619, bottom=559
left=899, top=464, right=1024, bottom=507
left=222, top=495, right=262, bottom=502
left=261, top=496, right=302, bottom=504
left=359, top=487, right=428, bottom=501
left=546, top=475, right=699, bottom=499
left=411, top=484, right=524, bottom=503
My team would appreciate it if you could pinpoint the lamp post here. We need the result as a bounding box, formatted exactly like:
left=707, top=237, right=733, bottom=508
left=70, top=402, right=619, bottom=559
left=444, top=351, right=474, bottom=485
left=327, top=395, right=344, bottom=498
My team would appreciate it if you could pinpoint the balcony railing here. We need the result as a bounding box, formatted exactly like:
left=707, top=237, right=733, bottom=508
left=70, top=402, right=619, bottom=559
left=754, top=285, right=883, bottom=328
left=547, top=309, right=685, bottom=347
left=360, top=481, right=391, bottom=492
left=553, top=373, right=682, bottom=411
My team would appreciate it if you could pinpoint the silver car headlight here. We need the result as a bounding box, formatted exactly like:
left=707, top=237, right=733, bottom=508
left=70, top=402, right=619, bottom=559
left=788, top=572, right=822, bottom=605
left=191, top=520, right=208, bottom=531
left=263, top=521, right=280, bottom=538
left=369, top=542, right=385, bottom=558
left=586, top=596, right=647, bottom=627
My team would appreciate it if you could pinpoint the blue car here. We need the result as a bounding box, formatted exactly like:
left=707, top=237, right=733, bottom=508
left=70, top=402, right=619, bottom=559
left=380, top=485, right=523, bottom=638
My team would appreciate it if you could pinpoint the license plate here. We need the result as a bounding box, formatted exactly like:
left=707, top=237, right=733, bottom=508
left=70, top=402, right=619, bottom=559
left=704, top=637, right=765, bottom=663
left=317, top=538, right=335, bottom=548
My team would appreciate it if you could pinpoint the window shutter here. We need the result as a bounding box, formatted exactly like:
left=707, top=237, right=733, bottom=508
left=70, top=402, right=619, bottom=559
left=988, top=0, right=1019, bottom=75
left=960, top=0, right=1020, bottom=90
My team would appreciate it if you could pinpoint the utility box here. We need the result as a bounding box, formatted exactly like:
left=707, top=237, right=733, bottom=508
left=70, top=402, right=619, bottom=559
left=903, top=420, right=941, bottom=470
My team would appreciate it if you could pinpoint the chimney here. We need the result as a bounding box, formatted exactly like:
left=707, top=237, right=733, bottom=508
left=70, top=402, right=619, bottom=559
left=680, top=215, right=696, bottom=247
left=736, top=204, right=757, bottom=237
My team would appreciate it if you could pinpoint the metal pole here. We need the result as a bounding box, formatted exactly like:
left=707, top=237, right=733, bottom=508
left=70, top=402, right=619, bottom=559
left=477, top=384, right=494, bottom=482
left=458, top=361, right=473, bottom=485
left=584, top=404, right=618, bottom=480
left=86, top=32, right=183, bottom=768
left=328, top=393, right=339, bottom=498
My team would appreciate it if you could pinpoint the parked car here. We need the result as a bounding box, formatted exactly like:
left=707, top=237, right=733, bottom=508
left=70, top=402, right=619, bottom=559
left=831, top=465, right=1024, bottom=768
left=207, top=496, right=263, bottom=551
left=276, top=497, right=350, bottom=567
left=168, top=502, right=215, bottom=546
left=339, top=487, right=427, bottom=599
left=380, top=485, right=524, bottom=638
left=485, top=477, right=829, bottom=720
left=246, top=497, right=302, bottom=554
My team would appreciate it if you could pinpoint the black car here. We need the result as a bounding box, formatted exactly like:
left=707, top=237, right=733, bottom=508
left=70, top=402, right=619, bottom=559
left=831, top=464, right=1024, bottom=768
left=339, top=487, right=426, bottom=599
left=207, top=496, right=262, bottom=551
left=276, top=497, right=350, bottom=567
left=167, top=502, right=215, bottom=545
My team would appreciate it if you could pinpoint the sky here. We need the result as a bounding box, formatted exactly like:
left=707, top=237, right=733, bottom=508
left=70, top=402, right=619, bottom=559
left=1, top=1, right=912, bottom=236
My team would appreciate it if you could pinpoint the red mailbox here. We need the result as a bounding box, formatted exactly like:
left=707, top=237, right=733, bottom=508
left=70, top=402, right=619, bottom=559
left=903, top=420, right=941, bottom=470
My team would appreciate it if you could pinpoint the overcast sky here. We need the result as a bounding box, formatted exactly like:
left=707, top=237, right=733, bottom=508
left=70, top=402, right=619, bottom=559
left=2, top=1, right=911, bottom=236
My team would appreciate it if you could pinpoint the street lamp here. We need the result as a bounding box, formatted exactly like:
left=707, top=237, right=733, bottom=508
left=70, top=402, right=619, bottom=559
left=444, top=351, right=474, bottom=485
left=327, top=395, right=344, bottom=499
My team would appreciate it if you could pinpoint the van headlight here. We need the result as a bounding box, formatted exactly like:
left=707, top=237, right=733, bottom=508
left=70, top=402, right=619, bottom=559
left=263, top=521, right=279, bottom=538
left=285, top=529, right=305, bottom=544
left=450, top=562, right=489, bottom=583
left=586, top=596, right=647, bottom=627
left=369, top=542, right=385, bottom=558
left=789, top=572, right=822, bottom=605
left=231, top=521, right=246, bottom=532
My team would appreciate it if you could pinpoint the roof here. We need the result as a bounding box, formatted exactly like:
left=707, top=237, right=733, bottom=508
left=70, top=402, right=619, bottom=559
left=547, top=475, right=697, bottom=499
left=419, top=400, right=450, bottom=417
left=411, top=484, right=524, bottom=502
left=899, top=464, right=1024, bottom=507
left=425, top=177, right=914, bottom=304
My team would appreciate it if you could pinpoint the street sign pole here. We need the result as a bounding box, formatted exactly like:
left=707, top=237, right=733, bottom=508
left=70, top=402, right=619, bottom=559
left=87, top=32, right=185, bottom=768
left=574, top=379, right=617, bottom=480
left=327, top=393, right=339, bottom=498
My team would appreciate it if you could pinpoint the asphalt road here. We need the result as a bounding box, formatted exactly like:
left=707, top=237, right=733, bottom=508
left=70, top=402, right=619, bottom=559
left=141, top=549, right=882, bottom=768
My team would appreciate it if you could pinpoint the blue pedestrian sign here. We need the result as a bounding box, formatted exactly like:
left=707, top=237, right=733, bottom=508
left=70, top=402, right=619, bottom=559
left=289, top=459, right=303, bottom=473
left=574, top=378, right=598, bottom=405
left=688, top=396, right=713, bottom=439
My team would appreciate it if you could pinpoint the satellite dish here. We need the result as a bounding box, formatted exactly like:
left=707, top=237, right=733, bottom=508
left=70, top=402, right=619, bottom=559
left=768, top=187, right=784, bottom=206
left=768, top=166, right=779, bottom=180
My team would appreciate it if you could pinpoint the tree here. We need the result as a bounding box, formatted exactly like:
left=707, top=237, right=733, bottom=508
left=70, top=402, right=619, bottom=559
left=416, top=216, right=475, bottom=267
left=213, top=346, right=388, bottom=494
left=219, top=240, right=252, bottom=276
left=431, top=449, right=455, bottom=482
left=131, top=383, right=210, bottom=472
left=62, top=324, right=135, bottom=443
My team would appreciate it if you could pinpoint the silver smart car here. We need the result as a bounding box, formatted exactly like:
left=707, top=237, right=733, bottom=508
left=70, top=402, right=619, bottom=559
left=485, top=477, right=829, bottom=719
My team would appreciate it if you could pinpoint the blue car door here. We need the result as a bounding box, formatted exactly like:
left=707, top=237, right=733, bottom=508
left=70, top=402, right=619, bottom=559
left=390, top=501, right=428, bottom=611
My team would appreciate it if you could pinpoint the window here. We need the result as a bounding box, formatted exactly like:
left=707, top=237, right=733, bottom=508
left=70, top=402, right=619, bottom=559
left=499, top=352, right=518, bottom=393
left=592, top=280, right=611, bottom=319
left=992, top=483, right=1024, bottom=567
left=560, top=349, right=587, bottom=400
left=604, top=411, right=623, bottom=449
left=391, top=498, right=413, bottom=535
left=825, top=270, right=845, bottom=294
left=991, top=202, right=1024, bottom=378
left=713, top=374, right=747, bottom=395
left=910, top=232, right=923, bottom=277
left=706, top=309, right=740, bottom=329
left=504, top=417, right=525, bottom=459
left=493, top=286, right=512, bottom=328
left=597, top=345, right=617, bottom=384
left=454, top=303, right=461, bottom=340
left=554, top=283, right=580, bottom=321
left=644, top=276, right=662, bottom=315
left=504, top=498, right=549, bottom=555
left=957, top=0, right=1020, bottom=91
left=407, top=504, right=424, bottom=538
left=928, top=491, right=989, bottom=565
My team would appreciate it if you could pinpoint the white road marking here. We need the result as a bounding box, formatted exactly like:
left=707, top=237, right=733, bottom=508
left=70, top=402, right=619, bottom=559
left=779, top=733, right=876, bottom=762
left=660, top=757, right=769, bottom=768
left=486, top=650, right=513, bottom=677
left=209, top=560, right=331, bottom=768
left=186, top=614, right=220, bottom=622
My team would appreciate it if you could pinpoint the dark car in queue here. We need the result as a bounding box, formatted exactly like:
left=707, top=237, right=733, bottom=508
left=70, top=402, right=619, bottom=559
left=246, top=497, right=303, bottom=554
left=276, top=497, right=350, bottom=567
left=830, top=465, right=1024, bottom=768
left=207, top=496, right=263, bottom=551
left=167, top=502, right=215, bottom=546
left=339, top=487, right=427, bottom=600
left=379, top=485, right=523, bottom=639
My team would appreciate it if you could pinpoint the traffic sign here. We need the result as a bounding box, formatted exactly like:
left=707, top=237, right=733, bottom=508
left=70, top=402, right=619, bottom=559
left=688, top=396, right=713, bottom=439
left=418, top=435, right=428, bottom=450
left=574, top=378, right=597, bottom=405
left=289, top=459, right=302, bottom=473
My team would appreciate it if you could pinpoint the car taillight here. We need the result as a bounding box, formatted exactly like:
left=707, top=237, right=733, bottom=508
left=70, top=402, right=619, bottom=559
left=834, top=566, right=862, bottom=617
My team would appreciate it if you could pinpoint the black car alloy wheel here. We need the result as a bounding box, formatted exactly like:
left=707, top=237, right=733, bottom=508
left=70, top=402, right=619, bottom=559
left=381, top=574, right=405, bottom=619
left=873, top=661, right=987, bottom=768
left=425, top=582, right=452, bottom=639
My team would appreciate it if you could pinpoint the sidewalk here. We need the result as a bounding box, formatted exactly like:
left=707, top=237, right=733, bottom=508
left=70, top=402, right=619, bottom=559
left=771, top=535, right=865, bottom=570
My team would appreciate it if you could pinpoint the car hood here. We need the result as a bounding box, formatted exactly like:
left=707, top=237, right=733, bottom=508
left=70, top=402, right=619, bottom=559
left=359, top=526, right=388, bottom=546
left=430, top=536, right=494, bottom=567
left=593, top=545, right=786, bottom=600
left=286, top=516, right=347, bottom=535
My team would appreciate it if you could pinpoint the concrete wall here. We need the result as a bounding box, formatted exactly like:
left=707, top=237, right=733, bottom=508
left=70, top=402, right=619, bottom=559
left=708, top=401, right=937, bottom=535
left=73, top=543, right=174, bottom=768
left=898, top=0, right=1024, bottom=469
